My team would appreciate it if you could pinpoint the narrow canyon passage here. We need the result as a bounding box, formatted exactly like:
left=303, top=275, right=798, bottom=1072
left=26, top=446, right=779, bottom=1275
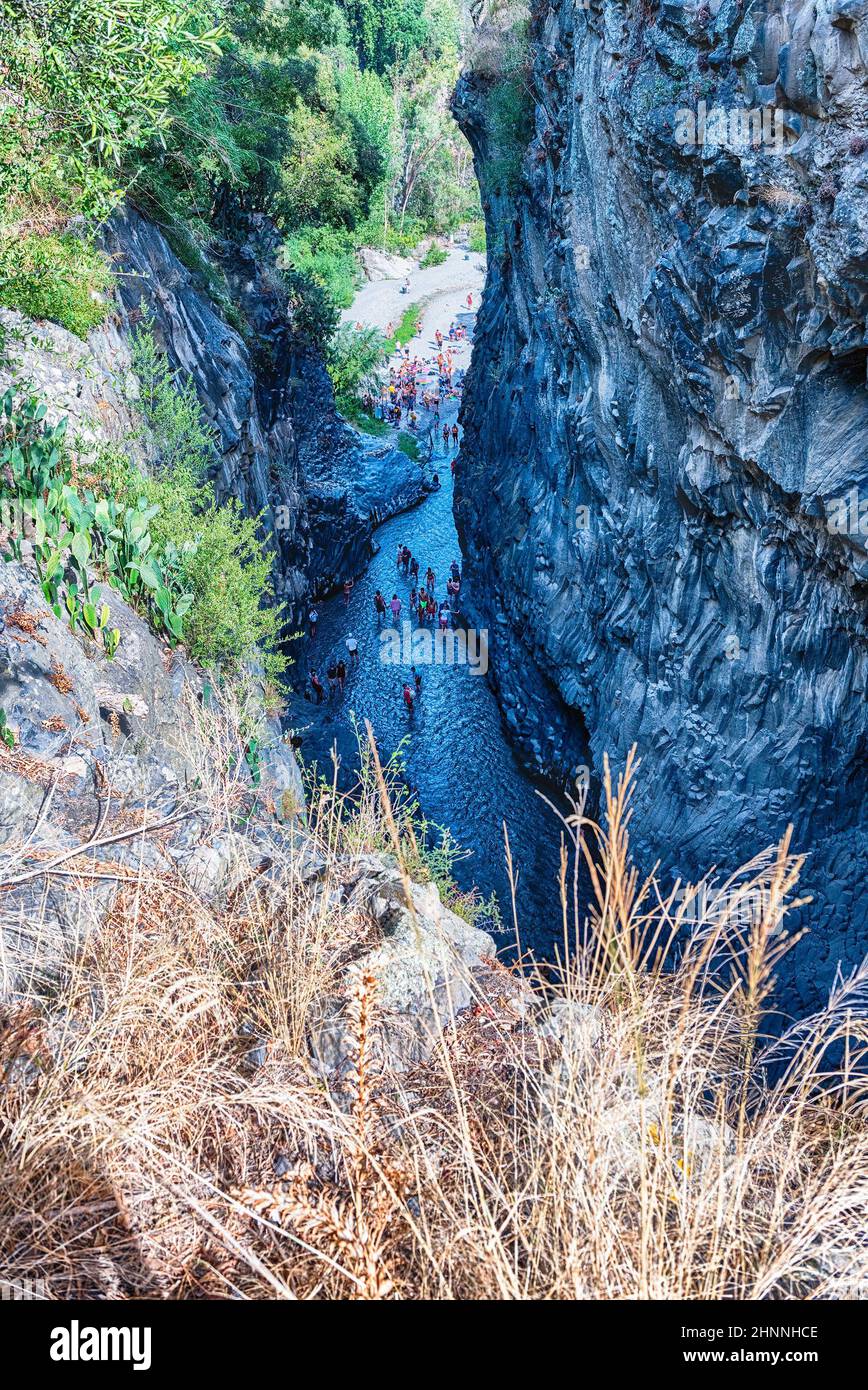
left=287, top=254, right=567, bottom=950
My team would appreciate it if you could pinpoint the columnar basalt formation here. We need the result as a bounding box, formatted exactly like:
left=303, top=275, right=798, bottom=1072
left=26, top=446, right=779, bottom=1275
left=454, top=0, right=868, bottom=1010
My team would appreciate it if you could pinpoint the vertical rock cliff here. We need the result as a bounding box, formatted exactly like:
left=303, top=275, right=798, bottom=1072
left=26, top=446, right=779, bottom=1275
left=454, top=0, right=868, bottom=1009
left=101, top=207, right=428, bottom=622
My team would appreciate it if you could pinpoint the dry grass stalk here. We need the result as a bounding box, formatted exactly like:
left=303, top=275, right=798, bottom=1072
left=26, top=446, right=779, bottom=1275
left=0, top=708, right=866, bottom=1300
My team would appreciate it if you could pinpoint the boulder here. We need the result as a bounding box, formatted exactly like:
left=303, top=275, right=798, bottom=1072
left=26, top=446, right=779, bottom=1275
left=357, top=248, right=414, bottom=282
left=309, top=856, right=496, bottom=1075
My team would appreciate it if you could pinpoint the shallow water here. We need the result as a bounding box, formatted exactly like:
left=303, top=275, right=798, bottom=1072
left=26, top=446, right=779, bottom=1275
left=294, top=451, right=570, bottom=955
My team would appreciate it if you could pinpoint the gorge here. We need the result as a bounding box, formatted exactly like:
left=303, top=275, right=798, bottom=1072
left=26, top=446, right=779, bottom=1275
left=4, top=0, right=864, bottom=1013
left=3, top=0, right=868, bottom=1306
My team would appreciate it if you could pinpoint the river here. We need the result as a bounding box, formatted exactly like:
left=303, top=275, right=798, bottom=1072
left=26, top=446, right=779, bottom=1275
left=289, top=249, right=570, bottom=955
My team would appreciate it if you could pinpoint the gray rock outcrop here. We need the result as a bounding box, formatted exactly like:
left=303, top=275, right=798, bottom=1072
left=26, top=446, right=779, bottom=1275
left=308, top=854, right=501, bottom=1073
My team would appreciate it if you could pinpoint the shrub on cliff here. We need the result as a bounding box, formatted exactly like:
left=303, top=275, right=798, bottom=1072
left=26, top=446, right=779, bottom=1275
left=0, top=391, right=192, bottom=652
left=0, top=0, right=224, bottom=328
left=465, top=3, right=534, bottom=193
left=92, top=324, right=287, bottom=678
left=0, top=322, right=286, bottom=679
left=0, top=0, right=225, bottom=226
left=467, top=218, right=487, bottom=252
left=327, top=323, right=387, bottom=409
left=0, top=233, right=114, bottom=338
left=283, top=226, right=361, bottom=310
left=102, top=452, right=285, bottom=679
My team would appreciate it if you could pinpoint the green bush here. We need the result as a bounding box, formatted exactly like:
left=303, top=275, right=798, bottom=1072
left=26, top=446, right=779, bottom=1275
left=130, top=324, right=219, bottom=476
left=488, top=70, right=535, bottom=194
left=120, top=324, right=286, bottom=676
left=420, top=243, right=448, bottom=268
left=353, top=208, right=426, bottom=256
left=0, top=234, right=114, bottom=338
left=480, top=23, right=534, bottom=196
left=468, top=219, right=487, bottom=253
left=130, top=465, right=284, bottom=677
left=0, top=393, right=191, bottom=653
left=282, top=268, right=340, bottom=345
left=283, top=226, right=360, bottom=309
left=342, top=406, right=389, bottom=436
left=0, top=0, right=225, bottom=225
left=397, top=431, right=420, bottom=461
left=327, top=323, right=386, bottom=408
left=92, top=442, right=286, bottom=678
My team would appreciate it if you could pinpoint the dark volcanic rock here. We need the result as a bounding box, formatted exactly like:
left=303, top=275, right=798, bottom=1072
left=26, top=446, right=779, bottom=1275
left=454, top=0, right=868, bottom=1011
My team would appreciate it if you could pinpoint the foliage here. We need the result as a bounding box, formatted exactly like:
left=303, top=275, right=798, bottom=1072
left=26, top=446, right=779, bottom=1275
left=130, top=322, right=219, bottom=476
left=388, top=47, right=479, bottom=235
left=420, top=243, right=447, bottom=268
left=0, top=0, right=225, bottom=226
left=283, top=226, right=360, bottom=310
left=120, top=323, right=286, bottom=676
left=385, top=302, right=423, bottom=351
left=0, top=233, right=114, bottom=338
left=0, top=391, right=191, bottom=651
left=145, top=468, right=284, bottom=678
left=469, top=12, right=533, bottom=194
left=0, top=0, right=479, bottom=344
left=282, top=268, right=340, bottom=344
left=488, top=71, right=534, bottom=193
left=353, top=208, right=426, bottom=255
left=326, top=323, right=386, bottom=406
left=0, top=326, right=285, bottom=677
left=91, top=442, right=285, bottom=677
left=0, top=708, right=15, bottom=748
left=467, top=218, right=486, bottom=253
left=341, top=406, right=389, bottom=436
left=396, top=430, right=420, bottom=460
left=342, top=0, right=435, bottom=71
left=281, top=104, right=364, bottom=229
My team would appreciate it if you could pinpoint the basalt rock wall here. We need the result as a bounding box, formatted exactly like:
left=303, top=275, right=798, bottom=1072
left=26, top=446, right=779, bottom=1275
left=102, top=207, right=427, bottom=620
left=454, top=0, right=868, bottom=1010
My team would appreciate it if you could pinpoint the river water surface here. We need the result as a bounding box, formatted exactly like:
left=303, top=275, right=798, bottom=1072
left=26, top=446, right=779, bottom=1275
left=291, top=255, right=569, bottom=954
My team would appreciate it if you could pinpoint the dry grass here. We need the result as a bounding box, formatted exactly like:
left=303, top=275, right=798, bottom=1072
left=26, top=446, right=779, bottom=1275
left=0, top=718, right=867, bottom=1300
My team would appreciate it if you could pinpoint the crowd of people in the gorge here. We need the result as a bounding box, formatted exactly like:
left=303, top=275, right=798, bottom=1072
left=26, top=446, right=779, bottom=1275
left=307, top=545, right=463, bottom=711
left=305, top=295, right=476, bottom=713
left=359, top=316, right=469, bottom=435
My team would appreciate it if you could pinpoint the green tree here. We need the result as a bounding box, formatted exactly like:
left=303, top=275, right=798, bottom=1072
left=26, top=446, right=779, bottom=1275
left=0, top=0, right=226, bottom=224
